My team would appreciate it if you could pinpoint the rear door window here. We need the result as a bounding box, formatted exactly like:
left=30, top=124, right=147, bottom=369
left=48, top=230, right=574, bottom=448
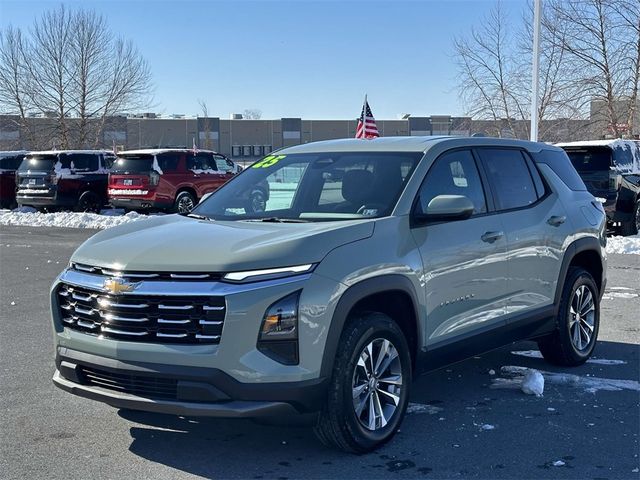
left=477, top=148, right=538, bottom=211
left=534, top=149, right=587, bottom=191
left=156, top=153, right=180, bottom=172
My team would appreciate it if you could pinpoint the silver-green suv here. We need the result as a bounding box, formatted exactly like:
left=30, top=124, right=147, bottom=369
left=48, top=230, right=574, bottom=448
left=51, top=137, right=607, bottom=453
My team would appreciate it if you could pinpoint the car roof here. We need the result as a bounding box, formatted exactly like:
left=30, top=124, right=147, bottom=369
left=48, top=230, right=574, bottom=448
left=118, top=148, right=221, bottom=155
left=0, top=150, right=28, bottom=158
left=556, top=139, right=640, bottom=148
left=278, top=136, right=556, bottom=155
left=27, top=149, right=115, bottom=156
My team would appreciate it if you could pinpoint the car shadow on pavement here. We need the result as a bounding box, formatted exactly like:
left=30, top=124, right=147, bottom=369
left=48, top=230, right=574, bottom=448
left=119, top=340, right=639, bottom=479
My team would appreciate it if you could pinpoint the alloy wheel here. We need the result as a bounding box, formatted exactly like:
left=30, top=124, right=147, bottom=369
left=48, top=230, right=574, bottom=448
left=569, top=285, right=596, bottom=351
left=178, top=195, right=195, bottom=213
left=352, top=338, right=403, bottom=431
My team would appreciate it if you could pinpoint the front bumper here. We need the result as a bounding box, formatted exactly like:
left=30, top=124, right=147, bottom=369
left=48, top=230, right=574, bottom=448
left=54, top=347, right=328, bottom=416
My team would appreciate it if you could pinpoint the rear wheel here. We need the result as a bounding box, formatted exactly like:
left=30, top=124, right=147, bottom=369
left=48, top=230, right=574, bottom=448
left=174, top=191, right=196, bottom=214
left=538, top=267, right=600, bottom=366
left=76, top=191, right=101, bottom=213
left=314, top=312, right=411, bottom=453
left=620, top=199, right=639, bottom=236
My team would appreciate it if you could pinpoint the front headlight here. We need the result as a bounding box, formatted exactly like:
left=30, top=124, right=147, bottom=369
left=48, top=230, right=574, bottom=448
left=257, top=291, right=300, bottom=365
left=223, top=264, right=314, bottom=283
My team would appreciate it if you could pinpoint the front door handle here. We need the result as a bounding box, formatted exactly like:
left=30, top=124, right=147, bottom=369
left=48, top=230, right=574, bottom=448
left=547, top=215, right=566, bottom=227
left=481, top=231, right=504, bottom=243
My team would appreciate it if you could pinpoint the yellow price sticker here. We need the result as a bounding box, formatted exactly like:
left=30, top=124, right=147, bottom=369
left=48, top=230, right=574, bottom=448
left=252, top=155, right=286, bottom=168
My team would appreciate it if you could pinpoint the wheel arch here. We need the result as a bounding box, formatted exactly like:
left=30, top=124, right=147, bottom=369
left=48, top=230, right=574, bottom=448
left=319, top=275, right=422, bottom=378
left=175, top=186, right=198, bottom=202
left=555, top=237, right=605, bottom=310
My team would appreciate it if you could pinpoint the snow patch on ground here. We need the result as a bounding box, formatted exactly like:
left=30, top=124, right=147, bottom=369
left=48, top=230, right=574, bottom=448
left=406, top=403, right=444, bottom=415
left=492, top=366, right=640, bottom=394
left=511, top=350, right=627, bottom=365
left=0, top=208, right=149, bottom=229
left=605, top=234, right=640, bottom=255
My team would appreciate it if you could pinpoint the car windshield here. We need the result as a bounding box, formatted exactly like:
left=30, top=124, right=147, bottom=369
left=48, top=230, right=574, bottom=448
left=193, top=152, right=422, bottom=222
left=564, top=148, right=612, bottom=172
left=18, top=155, right=58, bottom=172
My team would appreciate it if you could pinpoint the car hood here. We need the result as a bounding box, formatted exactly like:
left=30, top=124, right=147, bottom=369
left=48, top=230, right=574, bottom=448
left=71, top=214, right=375, bottom=273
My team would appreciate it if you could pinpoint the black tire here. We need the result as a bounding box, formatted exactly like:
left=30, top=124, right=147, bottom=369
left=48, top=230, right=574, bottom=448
left=620, top=199, right=639, bottom=236
left=76, top=191, right=101, bottom=213
left=538, top=267, right=600, bottom=366
left=247, top=189, right=267, bottom=213
left=174, top=191, right=196, bottom=214
left=313, top=312, right=411, bottom=453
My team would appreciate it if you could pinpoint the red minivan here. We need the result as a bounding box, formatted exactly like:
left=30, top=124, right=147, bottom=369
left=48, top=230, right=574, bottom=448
left=108, top=149, right=239, bottom=213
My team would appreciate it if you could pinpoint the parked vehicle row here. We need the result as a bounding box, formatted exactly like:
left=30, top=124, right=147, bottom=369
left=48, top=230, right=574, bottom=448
left=2, top=148, right=241, bottom=213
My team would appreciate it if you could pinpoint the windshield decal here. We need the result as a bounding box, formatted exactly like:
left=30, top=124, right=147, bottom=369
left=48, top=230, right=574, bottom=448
left=252, top=155, right=286, bottom=169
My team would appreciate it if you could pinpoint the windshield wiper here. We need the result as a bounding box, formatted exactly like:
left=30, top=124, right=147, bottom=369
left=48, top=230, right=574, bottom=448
left=184, top=213, right=211, bottom=221
left=245, top=217, right=310, bottom=223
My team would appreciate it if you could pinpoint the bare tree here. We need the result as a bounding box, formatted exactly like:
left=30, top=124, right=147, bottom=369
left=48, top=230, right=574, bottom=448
left=242, top=108, right=262, bottom=120
left=0, top=4, right=153, bottom=149
left=548, top=0, right=639, bottom=137
left=198, top=99, right=213, bottom=149
left=454, top=2, right=530, bottom=138
left=0, top=26, right=36, bottom=146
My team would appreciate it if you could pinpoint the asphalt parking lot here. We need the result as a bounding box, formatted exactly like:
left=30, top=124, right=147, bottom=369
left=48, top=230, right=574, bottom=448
left=1, top=225, right=638, bottom=480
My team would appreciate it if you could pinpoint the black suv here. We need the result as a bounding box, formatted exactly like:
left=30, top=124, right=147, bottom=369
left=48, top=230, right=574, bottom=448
left=16, top=150, right=116, bottom=212
left=557, top=140, right=640, bottom=235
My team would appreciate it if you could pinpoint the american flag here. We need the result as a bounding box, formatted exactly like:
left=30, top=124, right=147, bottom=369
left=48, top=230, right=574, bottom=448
left=355, top=96, right=379, bottom=139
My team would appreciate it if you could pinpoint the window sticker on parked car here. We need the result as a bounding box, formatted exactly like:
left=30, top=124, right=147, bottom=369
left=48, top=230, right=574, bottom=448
left=252, top=155, right=286, bottom=169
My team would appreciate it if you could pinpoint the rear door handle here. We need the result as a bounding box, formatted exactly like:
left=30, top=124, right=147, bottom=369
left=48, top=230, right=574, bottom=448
left=547, top=215, right=566, bottom=227
left=481, top=231, right=504, bottom=243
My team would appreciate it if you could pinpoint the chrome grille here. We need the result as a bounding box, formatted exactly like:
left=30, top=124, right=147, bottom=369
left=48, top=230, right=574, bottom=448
left=57, top=283, right=225, bottom=344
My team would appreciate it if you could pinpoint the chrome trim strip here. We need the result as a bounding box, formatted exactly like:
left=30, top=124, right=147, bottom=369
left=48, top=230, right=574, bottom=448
left=58, top=268, right=311, bottom=296
left=101, top=326, right=147, bottom=336
left=97, top=298, right=148, bottom=309
left=158, top=304, right=193, bottom=310
left=72, top=292, right=94, bottom=302
left=199, top=320, right=223, bottom=326
left=77, top=319, right=98, bottom=329
left=203, top=305, right=225, bottom=311
left=62, top=317, right=75, bottom=324
left=195, top=334, right=220, bottom=340
left=100, top=312, right=148, bottom=323
left=74, top=306, right=94, bottom=316
left=157, top=318, right=190, bottom=324
left=157, top=332, right=188, bottom=338
left=74, top=264, right=97, bottom=273
left=170, top=273, right=210, bottom=279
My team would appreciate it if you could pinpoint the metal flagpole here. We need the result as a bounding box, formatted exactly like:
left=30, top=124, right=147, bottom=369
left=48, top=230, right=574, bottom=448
left=531, top=0, right=542, bottom=142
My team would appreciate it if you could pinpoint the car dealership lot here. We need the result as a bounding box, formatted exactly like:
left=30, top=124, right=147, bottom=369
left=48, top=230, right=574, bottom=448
left=1, top=225, right=638, bottom=480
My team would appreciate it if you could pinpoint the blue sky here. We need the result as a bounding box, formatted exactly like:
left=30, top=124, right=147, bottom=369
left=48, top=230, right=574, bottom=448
left=0, top=0, right=527, bottom=119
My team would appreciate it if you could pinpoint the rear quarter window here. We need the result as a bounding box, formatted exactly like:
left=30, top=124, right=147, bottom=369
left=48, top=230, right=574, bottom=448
left=534, top=149, right=587, bottom=191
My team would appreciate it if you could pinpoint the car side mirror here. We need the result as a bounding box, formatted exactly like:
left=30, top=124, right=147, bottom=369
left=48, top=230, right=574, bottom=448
left=414, top=194, right=475, bottom=224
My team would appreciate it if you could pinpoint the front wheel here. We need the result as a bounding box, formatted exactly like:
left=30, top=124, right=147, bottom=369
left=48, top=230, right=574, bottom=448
left=538, top=267, right=600, bottom=366
left=314, top=312, right=411, bottom=453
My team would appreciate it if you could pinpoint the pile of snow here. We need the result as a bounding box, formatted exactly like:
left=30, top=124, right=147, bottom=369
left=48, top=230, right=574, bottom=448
left=606, top=234, right=640, bottom=255
left=0, top=207, right=149, bottom=229
left=521, top=370, right=545, bottom=396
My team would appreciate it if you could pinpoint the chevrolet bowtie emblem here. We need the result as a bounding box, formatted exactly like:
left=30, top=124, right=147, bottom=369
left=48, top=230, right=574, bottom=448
left=103, top=277, right=137, bottom=295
